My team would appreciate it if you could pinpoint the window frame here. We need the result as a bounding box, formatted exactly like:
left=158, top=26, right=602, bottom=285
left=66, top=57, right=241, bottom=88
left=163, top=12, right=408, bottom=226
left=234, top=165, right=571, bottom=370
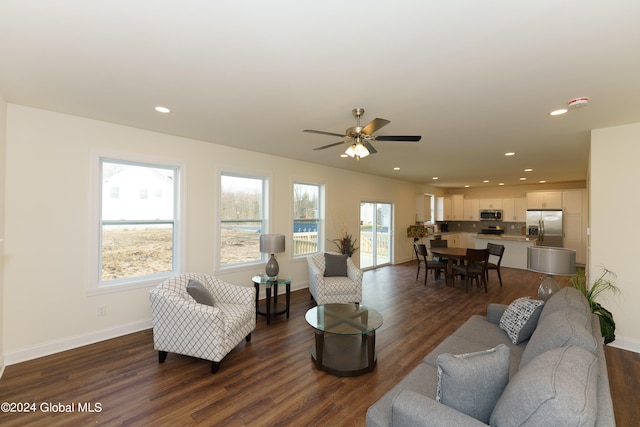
left=217, top=169, right=271, bottom=272
left=89, top=151, right=186, bottom=295
left=292, top=179, right=324, bottom=258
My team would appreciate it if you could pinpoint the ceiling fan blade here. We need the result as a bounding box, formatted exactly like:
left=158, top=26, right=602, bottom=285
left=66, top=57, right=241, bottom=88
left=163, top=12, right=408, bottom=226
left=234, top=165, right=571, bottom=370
left=313, top=141, right=346, bottom=150
left=361, top=118, right=390, bottom=135
left=303, top=129, right=346, bottom=138
left=363, top=142, right=377, bottom=154
left=375, top=135, right=422, bottom=142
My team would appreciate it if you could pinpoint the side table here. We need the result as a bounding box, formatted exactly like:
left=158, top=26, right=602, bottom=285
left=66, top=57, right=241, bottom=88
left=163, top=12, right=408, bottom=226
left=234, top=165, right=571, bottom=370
left=252, top=275, right=291, bottom=325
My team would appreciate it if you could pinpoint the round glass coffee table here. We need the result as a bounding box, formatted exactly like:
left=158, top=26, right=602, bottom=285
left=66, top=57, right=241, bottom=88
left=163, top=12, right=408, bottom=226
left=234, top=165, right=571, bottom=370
left=305, top=303, right=383, bottom=377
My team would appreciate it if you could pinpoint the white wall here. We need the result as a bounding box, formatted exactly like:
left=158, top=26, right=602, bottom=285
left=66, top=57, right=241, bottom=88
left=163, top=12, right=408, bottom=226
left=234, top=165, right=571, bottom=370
left=2, top=104, right=421, bottom=364
left=591, top=122, right=640, bottom=352
left=0, top=95, right=6, bottom=374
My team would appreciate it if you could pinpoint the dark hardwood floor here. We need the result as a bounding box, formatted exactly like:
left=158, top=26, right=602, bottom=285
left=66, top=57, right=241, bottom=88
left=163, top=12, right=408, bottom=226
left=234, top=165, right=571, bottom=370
left=1, top=262, right=638, bottom=426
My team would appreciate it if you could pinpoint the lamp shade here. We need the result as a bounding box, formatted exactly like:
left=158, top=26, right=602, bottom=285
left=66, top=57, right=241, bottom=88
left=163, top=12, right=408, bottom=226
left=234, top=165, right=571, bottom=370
left=527, top=246, right=576, bottom=276
left=260, top=234, right=285, bottom=254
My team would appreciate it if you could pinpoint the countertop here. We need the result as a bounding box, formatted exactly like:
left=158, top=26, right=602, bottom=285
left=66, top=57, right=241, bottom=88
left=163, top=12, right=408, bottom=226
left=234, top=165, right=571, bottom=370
left=473, top=234, right=537, bottom=242
left=428, top=232, right=536, bottom=242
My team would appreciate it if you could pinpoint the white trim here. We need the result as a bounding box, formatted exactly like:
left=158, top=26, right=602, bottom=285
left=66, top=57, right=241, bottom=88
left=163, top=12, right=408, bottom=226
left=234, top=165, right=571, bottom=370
left=215, top=166, right=273, bottom=271
left=3, top=319, right=152, bottom=366
left=88, top=149, right=187, bottom=294
left=608, top=335, right=640, bottom=354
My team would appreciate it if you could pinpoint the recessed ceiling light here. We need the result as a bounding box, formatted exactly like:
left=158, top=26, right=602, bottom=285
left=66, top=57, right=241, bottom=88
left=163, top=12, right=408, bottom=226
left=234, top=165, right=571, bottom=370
left=549, top=108, right=568, bottom=116
left=499, top=183, right=505, bottom=186
left=393, top=167, right=400, bottom=171
left=483, top=180, right=490, bottom=183
left=340, top=154, right=348, bottom=158
left=154, top=106, right=171, bottom=113
left=524, top=168, right=533, bottom=172
left=539, top=180, right=546, bottom=183
left=520, top=177, right=527, bottom=181
left=465, top=185, right=470, bottom=188
left=432, top=177, right=439, bottom=180
left=505, top=152, right=515, bottom=156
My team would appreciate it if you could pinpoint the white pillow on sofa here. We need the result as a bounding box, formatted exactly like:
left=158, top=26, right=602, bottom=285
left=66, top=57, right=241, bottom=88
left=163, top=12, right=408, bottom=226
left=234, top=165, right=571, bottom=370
left=436, top=344, right=510, bottom=424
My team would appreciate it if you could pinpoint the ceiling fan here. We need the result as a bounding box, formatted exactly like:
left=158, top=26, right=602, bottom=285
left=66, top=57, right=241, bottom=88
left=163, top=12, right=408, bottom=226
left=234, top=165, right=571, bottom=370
left=303, top=108, right=422, bottom=159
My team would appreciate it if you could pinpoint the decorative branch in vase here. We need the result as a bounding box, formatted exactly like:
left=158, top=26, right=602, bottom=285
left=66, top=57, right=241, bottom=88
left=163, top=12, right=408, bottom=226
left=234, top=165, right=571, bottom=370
left=331, top=232, right=359, bottom=257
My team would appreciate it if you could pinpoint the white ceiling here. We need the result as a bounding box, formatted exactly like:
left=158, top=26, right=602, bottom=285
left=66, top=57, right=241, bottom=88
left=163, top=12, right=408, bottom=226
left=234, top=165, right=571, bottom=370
left=1, top=1, right=640, bottom=188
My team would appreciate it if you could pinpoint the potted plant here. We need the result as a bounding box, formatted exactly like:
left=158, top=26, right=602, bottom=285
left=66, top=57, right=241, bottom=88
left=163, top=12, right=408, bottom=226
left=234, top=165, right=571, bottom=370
left=331, top=232, right=359, bottom=257
left=570, top=267, right=620, bottom=345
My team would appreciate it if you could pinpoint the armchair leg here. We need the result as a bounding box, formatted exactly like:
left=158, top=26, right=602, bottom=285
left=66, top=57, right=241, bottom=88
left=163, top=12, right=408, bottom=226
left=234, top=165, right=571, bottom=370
left=158, top=351, right=168, bottom=363
left=211, top=361, right=221, bottom=374
left=246, top=333, right=251, bottom=342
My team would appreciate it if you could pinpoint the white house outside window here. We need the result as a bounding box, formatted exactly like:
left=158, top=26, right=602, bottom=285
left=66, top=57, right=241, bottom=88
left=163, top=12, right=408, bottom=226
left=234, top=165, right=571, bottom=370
left=220, top=173, right=266, bottom=267
left=293, top=182, right=322, bottom=256
left=100, top=159, right=178, bottom=284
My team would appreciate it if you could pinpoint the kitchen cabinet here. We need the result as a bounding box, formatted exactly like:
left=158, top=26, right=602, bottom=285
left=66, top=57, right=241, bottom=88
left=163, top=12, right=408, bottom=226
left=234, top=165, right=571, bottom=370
left=502, top=197, right=527, bottom=222
left=442, top=195, right=464, bottom=221
left=526, top=191, right=562, bottom=209
left=563, top=190, right=584, bottom=214
left=562, top=190, right=588, bottom=265
left=463, top=199, right=480, bottom=221
left=479, top=199, right=503, bottom=210
left=435, top=197, right=445, bottom=221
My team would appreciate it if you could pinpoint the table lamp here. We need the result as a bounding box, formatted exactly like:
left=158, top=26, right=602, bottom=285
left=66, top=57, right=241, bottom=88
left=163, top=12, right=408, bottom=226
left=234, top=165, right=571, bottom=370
left=527, top=246, right=576, bottom=301
left=260, top=234, right=285, bottom=279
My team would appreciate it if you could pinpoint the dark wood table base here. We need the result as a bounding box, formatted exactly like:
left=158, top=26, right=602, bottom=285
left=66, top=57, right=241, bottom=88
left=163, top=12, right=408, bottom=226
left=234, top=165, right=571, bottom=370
left=311, top=332, right=376, bottom=377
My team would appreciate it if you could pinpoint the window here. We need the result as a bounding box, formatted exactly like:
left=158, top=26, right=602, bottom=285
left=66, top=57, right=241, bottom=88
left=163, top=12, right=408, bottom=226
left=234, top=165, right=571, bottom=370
left=99, top=158, right=179, bottom=285
left=220, top=173, right=266, bottom=266
left=293, top=182, right=322, bottom=256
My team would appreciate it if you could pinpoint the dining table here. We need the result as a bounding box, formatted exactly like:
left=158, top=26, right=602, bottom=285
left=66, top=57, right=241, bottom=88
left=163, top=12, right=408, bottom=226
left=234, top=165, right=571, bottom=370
left=429, top=247, right=468, bottom=286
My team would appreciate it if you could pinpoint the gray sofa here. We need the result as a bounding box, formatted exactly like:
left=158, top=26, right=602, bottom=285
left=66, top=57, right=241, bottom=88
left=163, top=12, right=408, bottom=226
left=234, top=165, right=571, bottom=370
left=366, top=287, right=616, bottom=426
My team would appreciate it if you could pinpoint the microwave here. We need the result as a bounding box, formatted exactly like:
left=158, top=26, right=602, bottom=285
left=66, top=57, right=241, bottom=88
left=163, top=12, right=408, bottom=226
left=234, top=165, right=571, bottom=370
left=480, top=210, right=502, bottom=221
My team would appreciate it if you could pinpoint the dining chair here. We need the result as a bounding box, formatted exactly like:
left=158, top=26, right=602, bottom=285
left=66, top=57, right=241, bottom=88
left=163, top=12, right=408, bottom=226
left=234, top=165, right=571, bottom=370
left=485, top=243, right=505, bottom=287
left=414, top=243, right=445, bottom=285
left=429, top=239, right=457, bottom=265
left=452, top=248, right=490, bottom=292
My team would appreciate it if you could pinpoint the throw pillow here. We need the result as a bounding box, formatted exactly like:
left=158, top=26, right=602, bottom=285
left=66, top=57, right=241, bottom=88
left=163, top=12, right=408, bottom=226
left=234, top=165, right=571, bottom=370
left=324, top=253, right=349, bottom=277
left=186, top=279, right=215, bottom=306
left=490, top=345, right=598, bottom=427
left=499, top=297, right=545, bottom=344
left=436, top=344, right=510, bottom=424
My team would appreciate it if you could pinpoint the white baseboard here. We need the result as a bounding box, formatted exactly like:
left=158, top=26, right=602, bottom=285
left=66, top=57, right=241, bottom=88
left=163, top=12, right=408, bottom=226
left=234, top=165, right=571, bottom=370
left=3, top=319, right=152, bottom=367
left=608, top=335, right=640, bottom=354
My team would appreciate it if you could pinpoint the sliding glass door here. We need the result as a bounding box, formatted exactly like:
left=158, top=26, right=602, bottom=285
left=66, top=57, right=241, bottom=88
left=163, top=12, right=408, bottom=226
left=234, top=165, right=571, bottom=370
left=360, top=202, right=392, bottom=269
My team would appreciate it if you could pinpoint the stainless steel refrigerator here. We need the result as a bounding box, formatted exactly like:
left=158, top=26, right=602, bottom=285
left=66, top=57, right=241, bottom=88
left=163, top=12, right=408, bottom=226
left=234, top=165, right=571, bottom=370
left=526, top=209, right=563, bottom=247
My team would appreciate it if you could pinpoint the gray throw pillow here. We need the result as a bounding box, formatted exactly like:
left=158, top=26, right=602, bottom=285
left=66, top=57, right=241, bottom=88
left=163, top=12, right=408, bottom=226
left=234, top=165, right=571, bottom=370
left=324, top=253, right=348, bottom=277
left=436, top=344, right=510, bottom=424
left=186, top=279, right=215, bottom=306
left=499, top=297, right=545, bottom=344
left=491, top=345, right=598, bottom=427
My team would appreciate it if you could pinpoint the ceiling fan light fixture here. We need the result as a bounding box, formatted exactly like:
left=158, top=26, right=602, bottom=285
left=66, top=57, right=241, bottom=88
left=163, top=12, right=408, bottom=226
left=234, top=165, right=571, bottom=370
left=345, top=141, right=370, bottom=159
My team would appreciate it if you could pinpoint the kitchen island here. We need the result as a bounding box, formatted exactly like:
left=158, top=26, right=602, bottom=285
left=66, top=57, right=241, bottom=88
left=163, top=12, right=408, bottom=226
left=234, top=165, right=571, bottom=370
left=470, top=234, right=537, bottom=269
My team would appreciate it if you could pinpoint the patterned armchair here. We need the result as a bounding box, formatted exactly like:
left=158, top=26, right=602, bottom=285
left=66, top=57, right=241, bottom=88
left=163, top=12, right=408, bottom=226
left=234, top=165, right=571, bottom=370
left=307, top=252, right=363, bottom=305
left=149, top=273, right=255, bottom=373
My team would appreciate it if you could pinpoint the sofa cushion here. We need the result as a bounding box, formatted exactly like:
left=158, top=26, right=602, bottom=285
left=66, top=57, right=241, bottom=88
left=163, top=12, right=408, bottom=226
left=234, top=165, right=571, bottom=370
left=491, top=345, right=598, bottom=427
left=436, top=344, right=510, bottom=424
left=186, top=279, right=215, bottom=306
left=499, top=297, right=545, bottom=344
left=324, top=253, right=348, bottom=277
left=519, top=308, right=597, bottom=369
left=538, top=286, right=591, bottom=327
